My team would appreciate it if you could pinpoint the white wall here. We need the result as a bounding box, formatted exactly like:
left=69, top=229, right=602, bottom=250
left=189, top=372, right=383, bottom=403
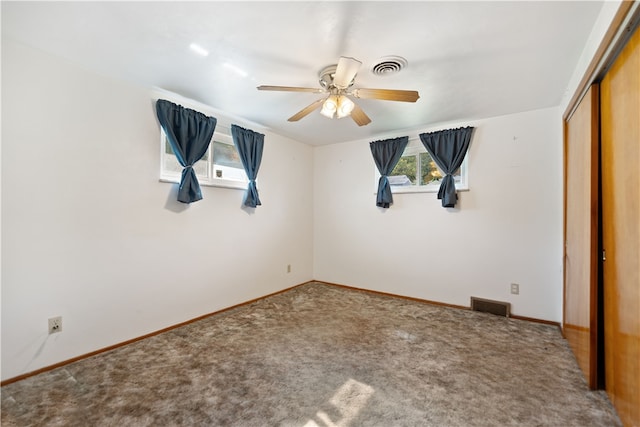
left=313, top=107, right=563, bottom=322
left=1, top=39, right=314, bottom=380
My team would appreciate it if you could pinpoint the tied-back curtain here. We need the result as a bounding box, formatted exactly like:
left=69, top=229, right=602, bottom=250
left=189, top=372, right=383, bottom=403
left=370, top=136, right=409, bottom=208
left=156, top=99, right=217, bottom=204
left=231, top=124, right=264, bottom=208
left=419, top=127, right=474, bottom=208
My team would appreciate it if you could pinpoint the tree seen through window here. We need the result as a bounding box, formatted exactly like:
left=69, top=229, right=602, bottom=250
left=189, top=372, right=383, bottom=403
left=390, top=152, right=459, bottom=186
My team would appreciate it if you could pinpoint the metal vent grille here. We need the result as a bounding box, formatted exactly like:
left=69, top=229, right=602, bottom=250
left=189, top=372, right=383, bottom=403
left=371, top=56, right=408, bottom=75
left=470, top=297, right=511, bottom=317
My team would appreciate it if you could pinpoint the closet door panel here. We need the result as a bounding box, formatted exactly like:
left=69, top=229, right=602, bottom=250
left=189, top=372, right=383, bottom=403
left=601, top=24, right=640, bottom=427
left=563, top=84, right=599, bottom=388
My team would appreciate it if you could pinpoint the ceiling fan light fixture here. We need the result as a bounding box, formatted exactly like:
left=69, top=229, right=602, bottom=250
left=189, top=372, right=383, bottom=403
left=320, top=95, right=339, bottom=118
left=321, top=95, right=354, bottom=119
left=336, top=95, right=355, bottom=118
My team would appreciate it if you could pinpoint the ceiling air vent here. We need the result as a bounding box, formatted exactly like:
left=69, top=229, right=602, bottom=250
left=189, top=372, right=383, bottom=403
left=371, top=56, right=408, bottom=76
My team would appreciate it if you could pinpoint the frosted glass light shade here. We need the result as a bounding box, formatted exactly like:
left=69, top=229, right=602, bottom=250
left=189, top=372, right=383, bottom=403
left=336, top=96, right=355, bottom=118
left=320, top=95, right=338, bottom=118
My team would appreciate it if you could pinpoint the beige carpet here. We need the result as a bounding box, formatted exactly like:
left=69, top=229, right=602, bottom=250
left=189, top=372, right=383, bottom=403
left=1, top=282, right=621, bottom=426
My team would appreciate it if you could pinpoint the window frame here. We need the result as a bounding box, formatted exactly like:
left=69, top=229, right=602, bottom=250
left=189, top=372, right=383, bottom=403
left=159, top=127, right=249, bottom=191
left=374, top=137, right=469, bottom=194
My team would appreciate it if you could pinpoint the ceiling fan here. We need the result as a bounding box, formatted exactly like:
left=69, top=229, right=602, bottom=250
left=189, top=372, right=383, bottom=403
left=257, top=56, right=420, bottom=126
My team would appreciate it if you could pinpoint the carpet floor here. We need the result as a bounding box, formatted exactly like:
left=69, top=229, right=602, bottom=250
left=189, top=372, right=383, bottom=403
left=1, top=282, right=621, bottom=426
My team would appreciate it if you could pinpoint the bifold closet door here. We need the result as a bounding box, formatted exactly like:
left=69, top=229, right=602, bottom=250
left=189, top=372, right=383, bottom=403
left=601, top=24, right=639, bottom=427
left=563, top=84, right=599, bottom=389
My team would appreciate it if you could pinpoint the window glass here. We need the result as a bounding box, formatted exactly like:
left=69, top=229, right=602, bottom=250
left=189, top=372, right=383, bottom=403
left=212, top=141, right=246, bottom=181
left=390, top=155, right=417, bottom=185
left=380, top=137, right=468, bottom=193
left=160, top=129, right=248, bottom=189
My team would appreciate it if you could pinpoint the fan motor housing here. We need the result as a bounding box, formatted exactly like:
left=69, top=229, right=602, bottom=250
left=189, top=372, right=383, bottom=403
left=319, top=64, right=355, bottom=89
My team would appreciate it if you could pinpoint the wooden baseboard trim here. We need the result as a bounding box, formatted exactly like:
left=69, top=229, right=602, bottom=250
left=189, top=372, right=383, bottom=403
left=510, top=314, right=562, bottom=329
left=314, top=280, right=561, bottom=330
left=2, top=279, right=560, bottom=386
left=316, top=280, right=469, bottom=311
left=1, top=281, right=314, bottom=387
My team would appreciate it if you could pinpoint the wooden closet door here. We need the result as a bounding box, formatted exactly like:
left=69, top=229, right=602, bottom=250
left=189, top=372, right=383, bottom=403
left=601, top=24, right=640, bottom=427
left=563, top=84, right=599, bottom=388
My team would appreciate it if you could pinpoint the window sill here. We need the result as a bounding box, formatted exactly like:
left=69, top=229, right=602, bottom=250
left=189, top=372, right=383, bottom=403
left=373, top=186, right=470, bottom=194
left=384, top=186, right=470, bottom=194
left=160, top=177, right=248, bottom=191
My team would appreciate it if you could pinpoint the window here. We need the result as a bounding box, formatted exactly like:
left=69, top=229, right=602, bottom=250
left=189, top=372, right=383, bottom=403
left=377, top=138, right=468, bottom=193
left=160, top=129, right=248, bottom=190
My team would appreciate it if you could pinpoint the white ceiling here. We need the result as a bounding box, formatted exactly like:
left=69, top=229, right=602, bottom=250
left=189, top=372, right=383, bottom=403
left=2, top=1, right=603, bottom=146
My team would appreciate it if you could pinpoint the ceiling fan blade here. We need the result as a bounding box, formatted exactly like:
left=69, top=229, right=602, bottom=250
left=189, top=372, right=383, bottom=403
left=351, top=88, right=420, bottom=103
left=288, top=98, right=326, bottom=122
left=257, top=85, right=325, bottom=94
left=350, top=103, right=371, bottom=126
left=333, top=57, right=362, bottom=89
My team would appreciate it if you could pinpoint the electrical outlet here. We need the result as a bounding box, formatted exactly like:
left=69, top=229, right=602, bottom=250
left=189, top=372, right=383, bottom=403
left=48, top=316, right=62, bottom=334
left=287, top=264, right=292, bottom=273
left=510, top=283, right=520, bottom=295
